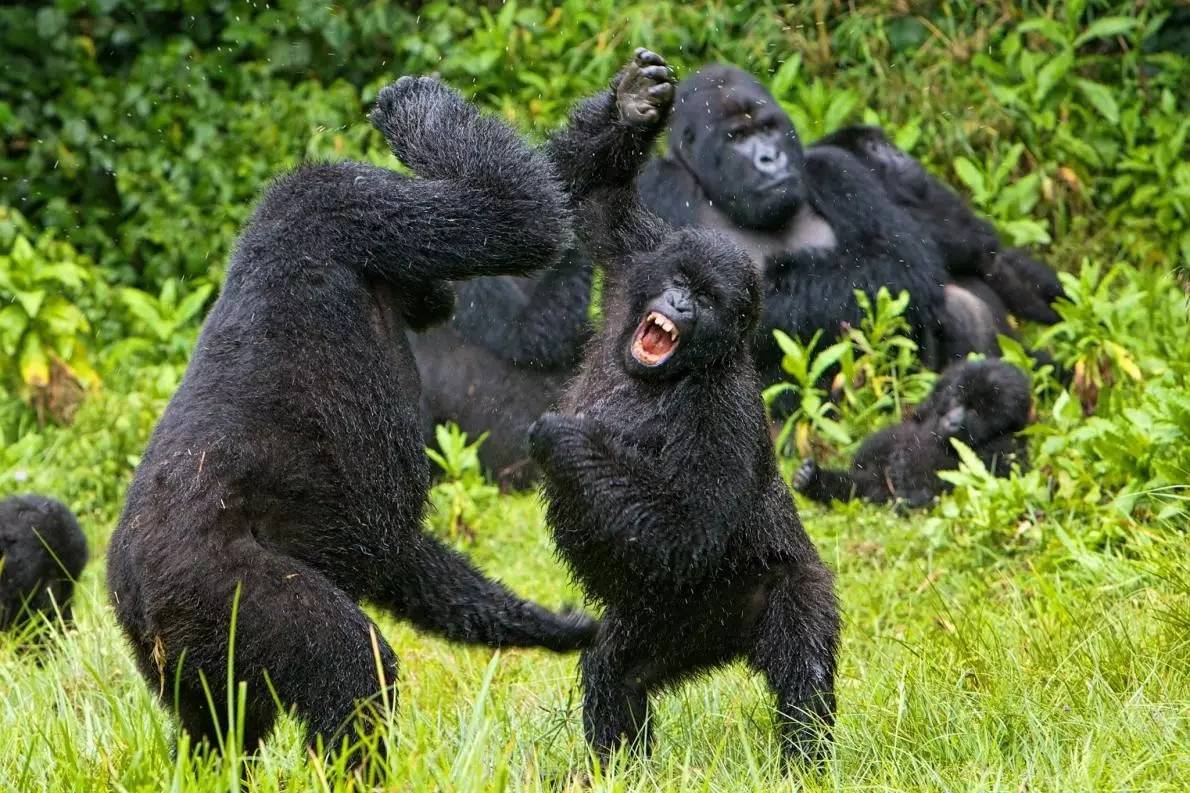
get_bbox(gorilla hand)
[616,48,675,128]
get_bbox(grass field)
[2,2,1187,790]
[2,491,1186,791]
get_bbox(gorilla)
[530,50,839,765]
[106,75,598,763]
[638,64,951,389]
[816,124,1066,327]
[793,359,1032,508]
[1,494,87,631]
[637,64,1047,392]
[410,248,593,489]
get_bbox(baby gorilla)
[794,360,1032,508]
[1,494,87,631]
[530,50,839,765]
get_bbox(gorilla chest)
[697,202,837,270]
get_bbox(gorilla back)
[106,76,595,762]
[0,494,87,631]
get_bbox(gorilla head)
[622,228,761,379]
[670,65,808,230]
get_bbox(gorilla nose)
[756,148,788,174]
[659,288,694,320]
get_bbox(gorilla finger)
[648,83,675,100]
[635,49,666,67]
[640,65,672,83]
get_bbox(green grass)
[2,493,1186,791]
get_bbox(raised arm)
[545,49,676,265]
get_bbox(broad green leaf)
[14,288,45,319]
[1073,17,1141,48]
[0,303,29,354]
[952,157,986,200]
[1034,50,1074,104]
[1075,79,1120,124]
[19,332,49,387]
[893,121,921,154]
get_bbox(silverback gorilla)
[637,65,1053,394]
[106,76,598,762]
[637,64,951,389]
[410,248,593,489]
[0,494,87,631]
[530,50,839,765]
[794,359,1032,507]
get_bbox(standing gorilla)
[816,125,1066,328]
[1,494,87,631]
[794,359,1032,507]
[531,50,839,765]
[106,76,597,762]
[410,248,594,489]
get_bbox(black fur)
[411,248,594,489]
[815,125,1066,325]
[530,50,839,765]
[793,360,1032,508]
[637,64,952,394]
[106,76,597,763]
[0,494,87,631]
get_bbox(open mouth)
[631,310,680,367]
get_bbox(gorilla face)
[817,125,928,197]
[671,65,808,231]
[621,230,760,379]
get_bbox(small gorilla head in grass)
[622,228,761,379]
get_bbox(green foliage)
[766,288,935,460]
[0,207,98,423]
[426,423,500,543]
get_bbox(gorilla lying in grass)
[0,494,87,632]
[530,49,839,766]
[816,125,1066,329]
[411,247,594,489]
[794,360,1032,508]
[107,75,598,763]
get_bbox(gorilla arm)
[451,250,595,369]
[545,49,673,268]
[313,76,571,284]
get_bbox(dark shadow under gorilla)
[0,494,87,631]
[530,50,839,766]
[106,76,598,763]
[815,125,1067,327]
[794,360,1032,508]
[410,248,593,489]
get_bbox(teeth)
[649,312,677,336]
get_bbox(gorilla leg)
[376,533,596,652]
[746,570,838,765]
[580,620,652,758]
[144,540,399,763]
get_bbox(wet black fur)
[530,54,839,765]
[815,125,1067,326]
[106,76,598,763]
[0,494,87,631]
[794,360,1032,508]
[411,248,594,489]
[637,65,952,390]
